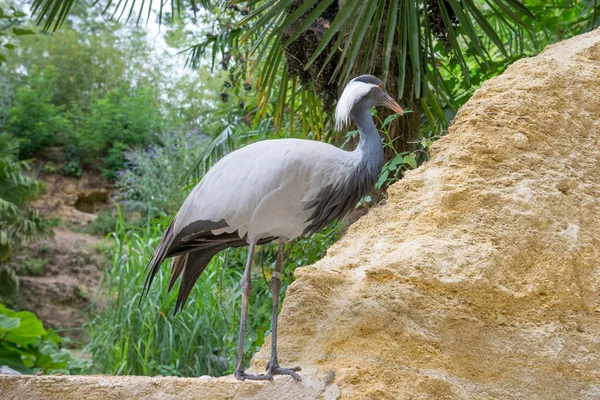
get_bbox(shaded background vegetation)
[0,0,598,376]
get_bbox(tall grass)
[86,211,338,377]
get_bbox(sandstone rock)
[3,28,600,400]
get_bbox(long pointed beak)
[383,94,404,116]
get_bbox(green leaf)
[390,153,404,167]
[338,0,380,83]
[376,169,389,188]
[0,314,20,332]
[404,153,417,169]
[1,307,47,347]
[382,113,401,128]
[0,343,31,373]
[12,28,35,36]
[406,0,421,98]
[381,0,399,84]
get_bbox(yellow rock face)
[251,28,600,399]
[3,27,600,400]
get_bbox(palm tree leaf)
[239,0,294,43]
[280,0,336,47]
[406,0,421,98]
[318,1,363,78]
[288,75,298,138]
[330,3,366,81]
[446,0,487,62]
[381,0,399,85]
[362,0,387,73]
[488,0,533,29]
[435,0,470,85]
[338,0,380,84]
[463,1,508,57]
[304,0,358,69]
[502,0,536,19]
[397,6,407,98]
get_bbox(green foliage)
[6,67,71,159]
[115,130,208,217]
[0,133,49,262]
[85,208,119,237]
[87,210,338,376]
[0,3,35,66]
[0,304,89,374]
[0,11,172,179]
[17,257,48,276]
[0,267,18,302]
[58,145,82,177]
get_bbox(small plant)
[114,130,207,218]
[60,145,82,177]
[0,304,90,374]
[0,267,19,305]
[370,109,438,189]
[76,286,88,301]
[47,216,61,227]
[0,133,50,262]
[43,161,56,173]
[18,257,48,277]
[85,208,118,236]
[101,142,127,181]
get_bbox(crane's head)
[335,75,403,131]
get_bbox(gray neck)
[351,105,384,184]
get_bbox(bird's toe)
[267,366,302,381]
[234,370,273,381]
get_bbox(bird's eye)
[378,83,383,89]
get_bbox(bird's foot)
[266,363,302,381]
[234,369,273,381]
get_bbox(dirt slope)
[3,27,600,400]
[8,164,110,343]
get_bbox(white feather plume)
[334,80,377,131]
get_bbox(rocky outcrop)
[3,28,600,400]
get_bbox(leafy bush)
[0,304,89,374]
[0,133,49,262]
[17,257,48,276]
[84,206,144,237]
[59,145,82,177]
[115,130,207,217]
[66,86,163,179]
[101,142,127,180]
[85,208,119,237]
[6,67,71,159]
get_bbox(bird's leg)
[266,240,302,381]
[234,242,271,381]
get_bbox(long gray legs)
[234,243,270,381]
[233,240,301,382]
[265,240,301,381]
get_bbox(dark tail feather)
[172,247,225,314]
[170,235,275,313]
[142,218,276,313]
[141,220,176,301]
[168,253,188,292]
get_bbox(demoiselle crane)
[143,75,404,381]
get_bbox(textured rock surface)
[3,28,600,400]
